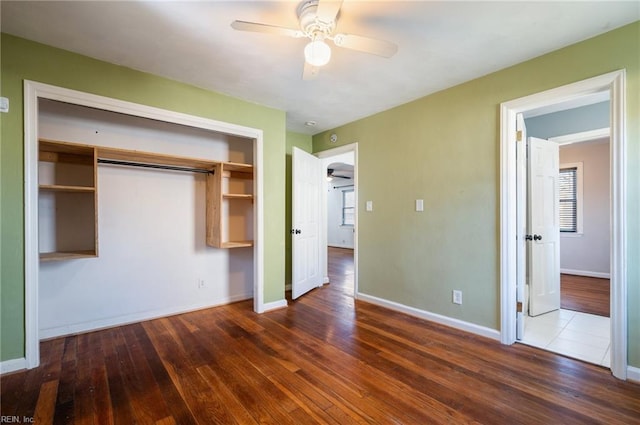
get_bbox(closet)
[37,99,255,339]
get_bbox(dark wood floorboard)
[561,273,610,317]
[2,247,638,424]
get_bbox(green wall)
[285,131,313,285]
[313,22,640,367]
[0,34,287,362]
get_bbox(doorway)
[324,153,355,297]
[499,70,627,380]
[518,117,612,366]
[318,144,358,299]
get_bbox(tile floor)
[519,309,610,367]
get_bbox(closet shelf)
[40,251,97,262]
[220,241,253,248]
[223,193,254,200]
[40,138,255,253]
[39,139,98,261]
[39,184,95,193]
[206,161,254,248]
[97,146,218,171]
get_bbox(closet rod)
[97,158,214,174]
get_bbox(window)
[559,162,583,233]
[342,189,355,226]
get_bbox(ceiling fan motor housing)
[298,0,336,40]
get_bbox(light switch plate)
[365,201,373,212]
[0,97,8,113]
[416,199,424,212]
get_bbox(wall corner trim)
[356,292,501,341]
[0,358,27,375]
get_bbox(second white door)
[292,147,323,299]
[527,137,561,316]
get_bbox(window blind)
[342,189,355,226]
[559,167,577,232]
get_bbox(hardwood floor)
[561,273,610,317]
[2,249,638,424]
[327,247,354,295]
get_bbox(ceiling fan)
[327,168,351,180]
[231,0,398,80]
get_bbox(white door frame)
[316,143,359,298]
[499,70,627,379]
[23,81,265,369]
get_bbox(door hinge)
[516,130,523,142]
[516,302,523,313]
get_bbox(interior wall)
[559,140,610,276]
[38,100,253,338]
[525,101,610,139]
[312,22,639,367]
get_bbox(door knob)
[525,235,533,241]
[533,234,542,241]
[291,229,301,234]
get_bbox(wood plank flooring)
[2,248,638,424]
[561,273,610,317]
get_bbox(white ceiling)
[2,1,638,135]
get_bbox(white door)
[292,147,323,299]
[527,137,561,316]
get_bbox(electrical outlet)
[198,279,205,289]
[452,290,462,305]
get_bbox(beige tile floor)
[519,308,610,367]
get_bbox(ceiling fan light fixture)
[304,39,331,67]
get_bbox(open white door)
[292,147,323,299]
[527,137,561,316]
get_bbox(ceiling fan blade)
[333,33,398,58]
[334,175,351,179]
[231,20,303,38]
[303,61,320,80]
[316,0,343,23]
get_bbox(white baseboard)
[356,292,500,341]
[627,365,640,383]
[0,357,27,375]
[39,293,253,340]
[261,299,288,312]
[560,269,610,279]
